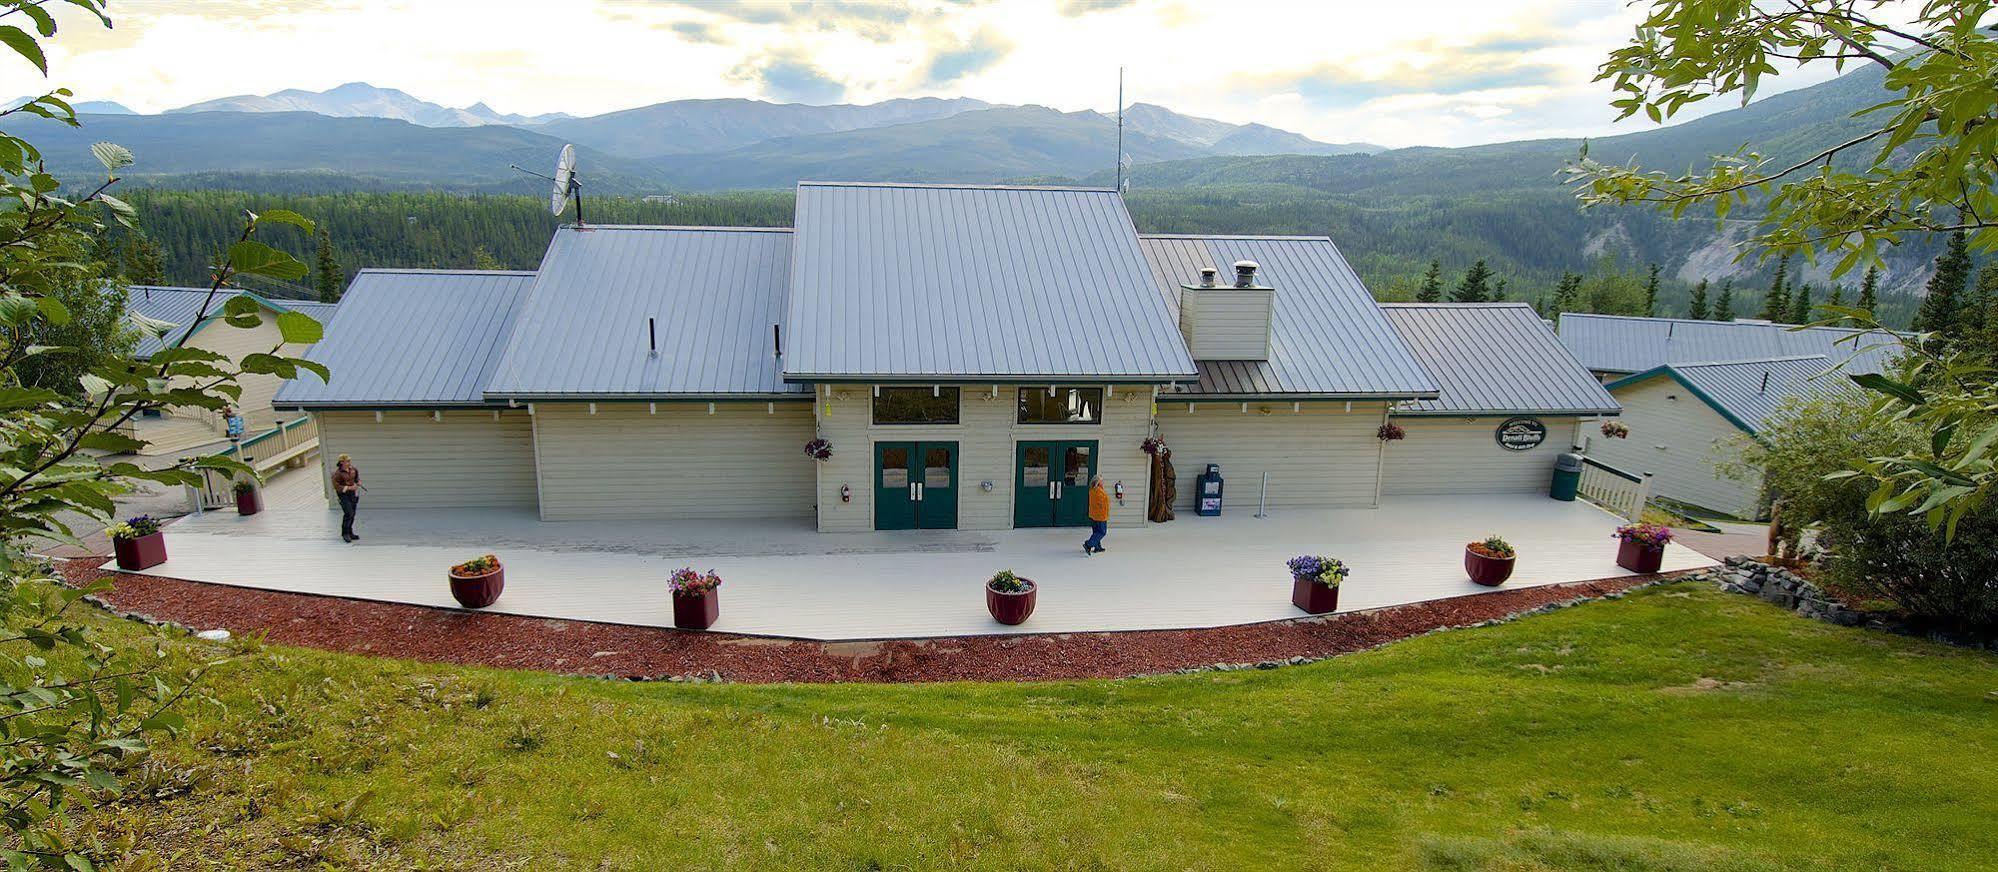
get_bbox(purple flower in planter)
[1286,554,1349,587]
[1613,523,1675,548]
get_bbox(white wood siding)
[1383,417,1578,496]
[185,311,311,431]
[533,402,817,521]
[1590,377,1765,517]
[1178,287,1274,360]
[1156,401,1386,511]
[315,410,537,509]
[812,386,1154,532]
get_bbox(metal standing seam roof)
[124,285,336,358]
[1136,235,1439,398]
[1556,313,1907,375]
[273,269,535,408]
[1379,303,1621,416]
[484,226,803,398]
[783,182,1199,382]
[1604,355,1850,434]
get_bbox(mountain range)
[17,69,1953,300]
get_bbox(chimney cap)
[1233,259,1261,288]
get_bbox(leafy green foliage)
[0,4,329,867]
[1569,0,1998,275]
[1737,391,1996,632]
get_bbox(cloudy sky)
[7,0,1847,148]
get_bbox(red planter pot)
[986,582,1037,625]
[112,532,166,571]
[448,567,504,609]
[1616,539,1665,574]
[1291,575,1340,614]
[235,487,262,516]
[1464,547,1516,587]
[673,590,720,630]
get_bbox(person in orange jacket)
[1084,474,1111,556]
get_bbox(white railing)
[1578,456,1653,521]
[188,416,320,510]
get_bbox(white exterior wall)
[812,385,1153,532]
[1382,416,1579,496]
[1155,401,1387,511]
[1589,377,1765,517]
[531,402,817,521]
[316,410,537,509]
[1178,287,1274,360]
[184,310,313,431]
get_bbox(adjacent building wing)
[1381,303,1620,416]
[1137,235,1438,399]
[484,226,801,398]
[125,286,336,359]
[784,182,1198,382]
[273,269,534,408]
[1556,313,1906,376]
[1604,355,1848,434]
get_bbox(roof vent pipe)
[1759,370,1769,393]
[1198,267,1218,288]
[773,323,783,358]
[648,317,657,357]
[1233,260,1260,288]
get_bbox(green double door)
[1014,440,1098,528]
[874,441,959,530]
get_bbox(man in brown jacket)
[331,454,362,542]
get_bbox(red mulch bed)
[55,558,1691,684]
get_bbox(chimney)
[1234,260,1260,288]
[1178,261,1275,361]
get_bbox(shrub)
[1612,523,1674,548]
[451,554,500,576]
[1285,555,1350,587]
[106,515,163,541]
[232,480,256,496]
[669,568,722,596]
[1741,392,1998,634]
[987,570,1032,593]
[1468,536,1515,559]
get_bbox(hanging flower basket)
[1141,435,1169,456]
[803,438,833,461]
[1600,420,1630,439]
[1377,422,1406,442]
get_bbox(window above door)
[873,387,960,425]
[1018,387,1102,424]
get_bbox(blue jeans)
[1084,520,1107,552]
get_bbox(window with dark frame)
[1018,387,1103,424]
[872,387,960,425]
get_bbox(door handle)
[913,482,922,501]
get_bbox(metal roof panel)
[1381,303,1621,415]
[784,182,1198,380]
[1556,313,1906,375]
[273,270,534,407]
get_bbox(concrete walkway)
[103,478,1714,641]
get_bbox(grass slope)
[75,584,1996,870]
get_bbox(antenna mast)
[1115,66,1125,194]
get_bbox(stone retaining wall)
[1700,556,1995,652]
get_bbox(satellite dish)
[550,143,579,220]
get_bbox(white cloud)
[0,0,1855,147]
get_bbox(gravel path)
[58,558,1690,684]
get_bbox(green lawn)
[72,583,1998,870]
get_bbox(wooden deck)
[105,477,1714,641]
